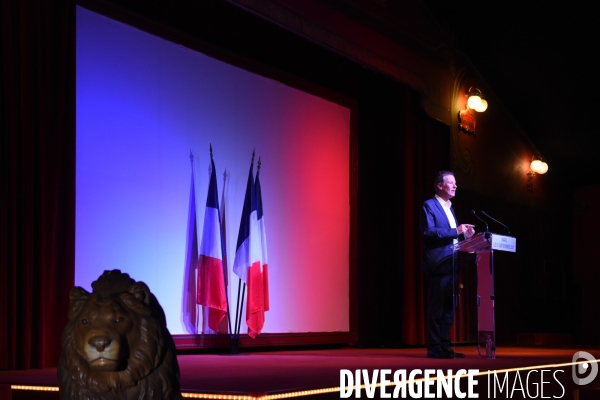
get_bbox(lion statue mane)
[58,270,182,400]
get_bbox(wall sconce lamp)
[459,87,488,134]
[527,156,548,191]
[466,87,488,112]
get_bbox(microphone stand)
[481,211,511,235]
[471,210,490,239]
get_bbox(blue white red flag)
[197,152,227,332]
[182,153,199,333]
[218,169,230,333]
[232,153,264,338]
[255,162,269,313]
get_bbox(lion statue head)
[58,270,182,399]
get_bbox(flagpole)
[232,278,243,354]
[221,168,233,337]
[234,280,241,336]
[237,282,246,334]
[190,150,201,334]
[237,282,246,337]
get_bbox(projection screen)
[76,6,351,336]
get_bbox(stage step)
[0,385,59,400]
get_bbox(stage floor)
[2,345,599,399]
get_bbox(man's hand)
[457,224,475,237]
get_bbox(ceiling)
[421,0,600,193]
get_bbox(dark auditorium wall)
[573,186,600,345]
[449,77,573,345]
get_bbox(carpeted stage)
[1,346,599,399]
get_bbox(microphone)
[481,211,511,235]
[471,210,489,237]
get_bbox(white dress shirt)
[435,194,458,244]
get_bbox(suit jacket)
[420,197,462,273]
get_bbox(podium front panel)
[476,251,495,358]
[452,231,510,358]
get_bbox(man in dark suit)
[421,171,475,358]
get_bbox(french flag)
[197,149,227,332]
[233,153,265,338]
[255,160,269,313]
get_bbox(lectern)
[453,232,516,358]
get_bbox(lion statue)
[58,270,182,399]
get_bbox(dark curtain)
[355,82,450,347]
[1,0,75,369]
[401,94,450,345]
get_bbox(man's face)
[437,174,457,201]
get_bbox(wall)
[229,0,566,212]
[572,186,600,344]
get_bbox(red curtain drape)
[401,93,450,345]
[1,0,75,369]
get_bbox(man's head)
[434,171,456,201]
